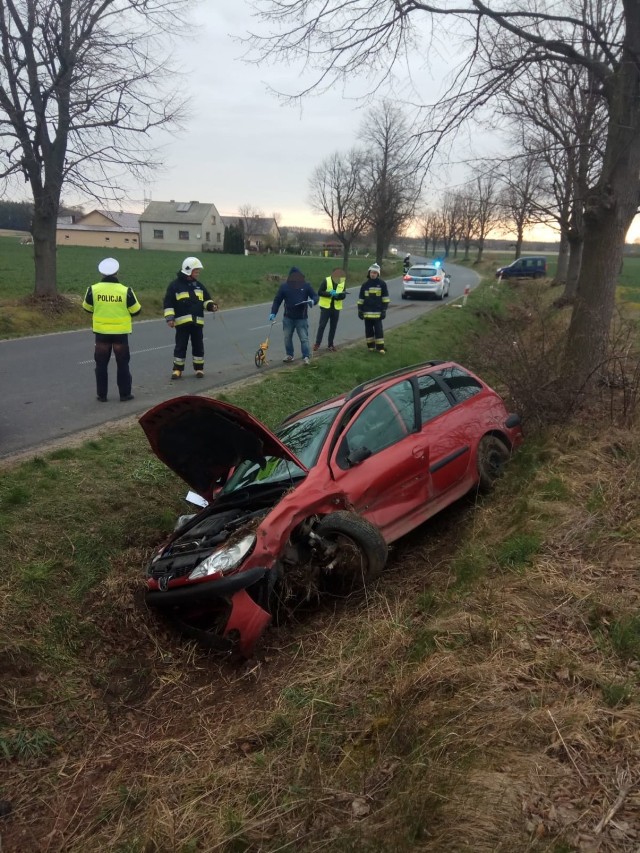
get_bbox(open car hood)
[139,395,308,499]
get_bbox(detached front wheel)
[477,435,510,491]
[315,511,388,594]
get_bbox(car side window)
[418,375,451,422]
[435,367,483,403]
[385,380,417,432]
[343,383,413,459]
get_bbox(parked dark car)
[140,361,523,656]
[496,257,547,279]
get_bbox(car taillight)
[403,275,411,281]
[430,276,441,282]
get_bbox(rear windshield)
[408,267,440,277]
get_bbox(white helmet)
[181,256,203,276]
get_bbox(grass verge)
[1,264,640,852]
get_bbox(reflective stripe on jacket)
[83,282,141,334]
[163,273,214,326]
[318,276,346,310]
[357,278,390,318]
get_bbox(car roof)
[279,360,450,425]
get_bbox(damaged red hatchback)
[140,361,523,656]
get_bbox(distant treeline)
[0,201,33,231]
[0,201,85,233]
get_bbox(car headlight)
[188,534,256,580]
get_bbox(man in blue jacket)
[269,267,318,365]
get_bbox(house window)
[132,237,138,242]
[124,238,130,243]
[211,215,216,224]
[217,232,221,242]
[154,229,164,239]
[179,230,189,240]
[65,235,69,239]
[105,237,110,241]
[206,232,211,243]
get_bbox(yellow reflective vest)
[318,276,346,310]
[83,282,142,334]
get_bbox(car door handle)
[412,447,425,460]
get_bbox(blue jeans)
[283,316,310,358]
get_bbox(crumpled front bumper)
[145,566,273,656]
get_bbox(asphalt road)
[0,262,479,459]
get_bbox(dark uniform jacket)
[163,273,215,326]
[271,267,318,320]
[357,275,390,319]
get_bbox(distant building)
[221,215,280,252]
[56,209,140,249]
[139,200,223,252]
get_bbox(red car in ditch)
[140,361,523,656]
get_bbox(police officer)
[164,257,218,379]
[313,267,347,352]
[83,257,141,402]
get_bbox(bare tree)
[471,172,502,263]
[0,0,187,299]
[272,211,283,251]
[499,153,545,260]
[494,49,608,299]
[418,209,441,256]
[309,149,369,270]
[359,102,422,265]
[455,194,478,261]
[438,192,466,258]
[238,205,265,250]
[248,0,640,381]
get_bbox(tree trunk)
[476,238,485,263]
[561,236,583,302]
[555,230,570,284]
[341,239,351,271]
[564,210,627,379]
[564,38,640,383]
[31,207,58,297]
[514,226,524,259]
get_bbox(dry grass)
[3,421,640,853]
[4,276,640,851]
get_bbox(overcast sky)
[120,0,476,230]
[70,0,640,242]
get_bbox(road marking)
[78,343,175,364]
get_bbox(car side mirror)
[347,446,372,466]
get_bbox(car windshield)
[221,406,341,493]
[409,267,440,278]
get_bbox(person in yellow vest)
[82,258,142,402]
[313,267,347,352]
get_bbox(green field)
[3,236,640,339]
[0,237,394,338]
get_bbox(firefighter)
[83,257,141,402]
[313,267,347,352]
[164,257,218,379]
[357,263,390,353]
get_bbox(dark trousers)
[94,333,131,399]
[173,323,205,371]
[315,307,340,347]
[364,318,385,350]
